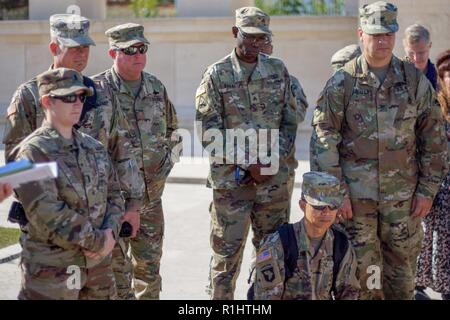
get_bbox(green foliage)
[130,0,160,17]
[255,0,345,16]
[0,227,20,249]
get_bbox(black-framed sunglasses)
[310,204,339,211]
[50,93,86,103]
[118,44,148,56]
[238,29,271,45]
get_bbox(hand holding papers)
[0,159,58,188]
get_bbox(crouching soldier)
[10,68,124,299]
[249,171,360,300]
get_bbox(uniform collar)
[230,49,268,83]
[110,66,155,98]
[298,218,334,257]
[357,54,405,88]
[41,120,79,151]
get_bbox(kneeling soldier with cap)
[10,68,124,300]
[250,171,360,300]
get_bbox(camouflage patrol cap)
[49,14,95,47]
[359,1,399,35]
[105,23,150,49]
[331,44,362,71]
[37,68,93,98]
[301,171,343,208]
[235,7,271,35]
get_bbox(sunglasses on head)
[118,44,148,56]
[50,93,86,103]
[310,204,338,211]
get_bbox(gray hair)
[404,24,431,45]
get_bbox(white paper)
[0,162,58,188]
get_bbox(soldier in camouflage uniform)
[10,68,123,299]
[330,44,361,72]
[252,171,360,300]
[93,23,179,300]
[260,40,309,216]
[3,14,142,300]
[310,1,448,299]
[195,7,298,299]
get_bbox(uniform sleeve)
[3,85,36,161]
[163,86,181,152]
[310,72,349,196]
[101,153,126,240]
[14,146,107,252]
[253,233,286,300]
[290,75,309,124]
[278,69,299,160]
[195,71,229,165]
[334,242,361,300]
[414,74,448,199]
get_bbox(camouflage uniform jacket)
[253,219,360,300]
[3,68,143,210]
[196,50,299,189]
[11,124,124,268]
[91,67,179,189]
[311,55,448,201]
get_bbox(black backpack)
[248,223,349,300]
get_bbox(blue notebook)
[0,159,33,178]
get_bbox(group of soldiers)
[5,16,178,300]
[3,0,448,300]
[196,1,447,301]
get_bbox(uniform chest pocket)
[393,85,417,133]
[86,151,108,195]
[55,158,85,207]
[345,90,375,134]
[136,95,166,134]
[221,87,249,126]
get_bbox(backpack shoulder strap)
[342,57,358,109]
[278,223,299,280]
[23,80,43,130]
[331,225,349,296]
[402,59,419,104]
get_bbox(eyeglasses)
[50,94,86,103]
[310,204,338,211]
[118,45,148,56]
[238,29,271,46]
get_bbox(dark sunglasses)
[310,204,338,211]
[50,93,86,103]
[118,45,148,56]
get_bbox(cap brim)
[303,194,342,208]
[239,26,272,35]
[50,85,94,97]
[57,35,96,47]
[361,24,399,35]
[113,37,150,49]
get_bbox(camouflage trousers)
[18,255,117,300]
[343,198,423,300]
[208,181,289,300]
[131,178,166,300]
[112,238,135,300]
